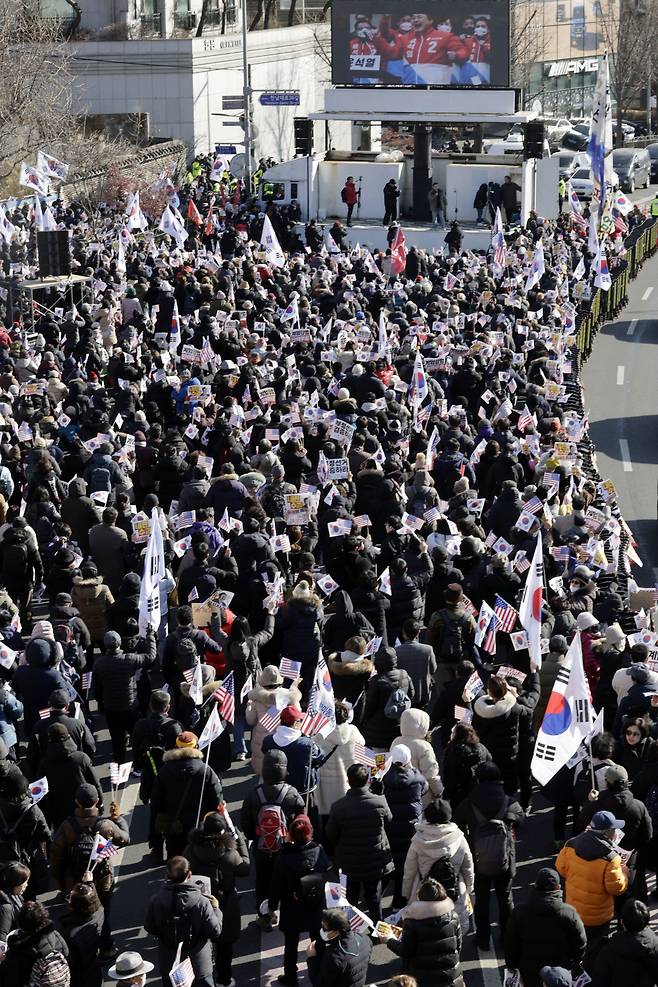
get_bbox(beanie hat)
[535,867,561,891]
[176,732,198,749]
[48,689,70,709]
[104,631,122,650]
[75,783,99,808]
[280,706,303,727]
[289,814,314,844]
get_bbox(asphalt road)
[583,246,658,579]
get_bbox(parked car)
[612,147,650,192]
[570,167,619,199]
[544,117,574,146]
[561,130,589,151]
[647,142,658,181]
[556,150,589,180]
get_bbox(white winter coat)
[315,721,365,815]
[245,682,302,776]
[402,820,474,933]
[391,708,443,799]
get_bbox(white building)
[40,0,346,160]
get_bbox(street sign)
[222,95,244,110]
[259,91,300,106]
[215,144,237,155]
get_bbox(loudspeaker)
[523,120,545,160]
[37,230,71,278]
[293,118,313,157]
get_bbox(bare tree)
[510,0,546,93]
[598,0,656,145]
[0,0,74,182]
[62,0,82,38]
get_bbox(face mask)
[438,22,451,31]
[399,20,412,31]
[319,928,332,941]
[474,26,488,37]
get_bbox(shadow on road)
[589,416,658,466]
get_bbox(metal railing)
[140,12,162,31]
[173,10,197,29]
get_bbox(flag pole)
[195,744,212,829]
[303,739,314,814]
[587,737,597,798]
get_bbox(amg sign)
[546,58,600,78]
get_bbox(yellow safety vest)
[651,198,658,216]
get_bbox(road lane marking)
[642,286,654,301]
[627,319,638,336]
[616,365,625,385]
[619,439,633,472]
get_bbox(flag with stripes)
[96,839,121,861]
[279,658,302,680]
[612,210,627,235]
[169,955,194,987]
[353,742,377,768]
[39,708,50,720]
[523,496,543,515]
[517,405,535,432]
[494,595,518,633]
[213,672,235,724]
[82,671,92,691]
[482,613,497,655]
[300,700,332,738]
[550,546,571,562]
[259,705,281,733]
[514,551,530,573]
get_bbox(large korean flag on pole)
[531,632,594,785]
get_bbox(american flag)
[494,595,518,633]
[353,743,376,768]
[96,839,120,861]
[182,666,196,684]
[200,338,215,365]
[169,956,194,987]
[514,552,530,573]
[462,595,479,619]
[300,704,332,738]
[82,671,92,691]
[612,210,627,235]
[523,496,543,515]
[279,658,302,680]
[424,506,441,523]
[38,708,50,720]
[517,405,534,431]
[259,705,281,733]
[213,672,235,724]
[550,546,571,562]
[482,613,497,655]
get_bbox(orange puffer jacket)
[556,830,627,927]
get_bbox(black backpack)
[427,852,458,901]
[3,541,29,579]
[0,805,35,866]
[158,886,195,947]
[67,818,110,882]
[340,187,348,203]
[436,610,467,662]
[471,804,511,876]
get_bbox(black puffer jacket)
[442,740,492,808]
[322,591,374,654]
[37,737,103,827]
[1,922,69,987]
[183,828,251,943]
[307,930,372,987]
[383,764,428,866]
[362,649,414,749]
[58,905,104,987]
[504,887,586,987]
[593,926,658,987]
[388,897,463,987]
[269,840,330,934]
[92,630,157,712]
[349,586,390,645]
[576,787,652,852]
[150,747,223,837]
[472,692,530,792]
[453,779,524,876]
[325,787,393,881]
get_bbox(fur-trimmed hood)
[404,897,456,920]
[180,678,221,699]
[247,683,301,706]
[473,691,516,720]
[327,653,374,677]
[162,747,204,762]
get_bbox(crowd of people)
[0,150,653,987]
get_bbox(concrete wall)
[446,163,523,222]
[318,161,404,221]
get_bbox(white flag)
[524,239,545,292]
[240,674,253,703]
[19,162,49,196]
[519,532,544,671]
[260,215,285,268]
[138,508,165,635]
[29,777,49,804]
[189,661,204,707]
[116,236,127,275]
[531,632,594,785]
[127,190,148,231]
[42,206,57,232]
[37,150,69,180]
[593,240,611,291]
[573,256,586,282]
[198,705,224,750]
[0,643,17,669]
[33,195,44,232]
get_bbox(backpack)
[297,870,326,908]
[28,951,70,987]
[157,886,195,948]
[471,804,511,876]
[645,784,658,827]
[384,686,411,720]
[255,785,289,855]
[341,187,348,203]
[409,487,435,519]
[90,466,111,493]
[67,818,110,882]
[3,541,29,579]
[0,805,35,866]
[427,852,458,900]
[436,610,467,663]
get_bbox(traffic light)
[523,120,545,160]
[294,118,313,156]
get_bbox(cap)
[289,814,314,844]
[75,783,99,808]
[605,764,629,786]
[590,809,625,832]
[280,705,303,727]
[108,952,154,980]
[539,967,573,987]
[176,731,198,749]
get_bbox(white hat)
[576,612,598,631]
[108,952,154,980]
[390,744,412,766]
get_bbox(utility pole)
[241,0,252,193]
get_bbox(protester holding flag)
[245,665,303,777]
[216,612,274,761]
[315,700,366,828]
[362,648,414,751]
[183,811,251,987]
[58,882,106,987]
[35,722,103,828]
[261,704,328,800]
[149,731,223,860]
[473,675,534,799]
[92,627,158,763]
